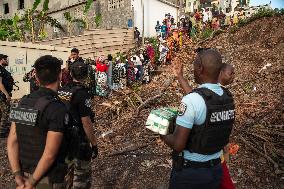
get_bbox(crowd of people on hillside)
[155,10,246,40]
[151,10,246,67]
[23,47,158,97]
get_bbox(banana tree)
[23,0,64,42]
[83,0,96,29]
[64,11,86,36]
[0,15,24,41]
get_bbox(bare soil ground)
[1,16,283,189]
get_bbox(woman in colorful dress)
[95,56,109,96]
[127,55,135,86]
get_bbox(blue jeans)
[169,164,223,189]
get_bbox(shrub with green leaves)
[229,25,239,34]
[201,28,214,40]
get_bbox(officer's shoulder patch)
[178,102,187,116]
[85,98,92,108]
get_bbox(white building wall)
[0,41,69,99]
[132,0,178,37]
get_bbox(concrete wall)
[0,41,70,99]
[133,0,178,37]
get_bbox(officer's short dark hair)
[71,48,79,54]
[0,54,8,60]
[34,55,62,86]
[71,61,88,81]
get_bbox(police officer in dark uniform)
[58,61,98,189]
[7,55,69,189]
[0,54,14,138]
[161,49,235,189]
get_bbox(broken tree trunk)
[136,77,174,114]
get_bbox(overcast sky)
[250,0,284,8]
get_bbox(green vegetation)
[64,11,87,36]
[94,13,102,28]
[200,28,214,40]
[238,8,284,27]
[0,0,63,42]
[0,0,97,42]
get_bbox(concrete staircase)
[35,28,135,58]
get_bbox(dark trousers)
[0,99,10,136]
[169,164,223,189]
[136,65,143,81]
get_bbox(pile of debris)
[0,16,283,189]
[92,15,284,188]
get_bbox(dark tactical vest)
[0,66,14,93]
[58,83,85,130]
[10,92,68,181]
[186,87,235,155]
[58,83,93,160]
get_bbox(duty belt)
[183,158,221,168]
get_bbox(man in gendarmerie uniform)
[7,55,69,189]
[161,49,235,189]
[0,54,14,138]
[58,61,98,189]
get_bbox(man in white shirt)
[131,52,144,81]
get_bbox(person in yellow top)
[224,15,230,27]
[233,13,239,25]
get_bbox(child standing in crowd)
[155,21,161,37]
[219,63,235,87]
[218,63,235,189]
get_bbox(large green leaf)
[84,0,95,15]
[0,30,9,36]
[32,0,42,13]
[43,0,49,11]
[46,16,65,32]
[63,12,72,22]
